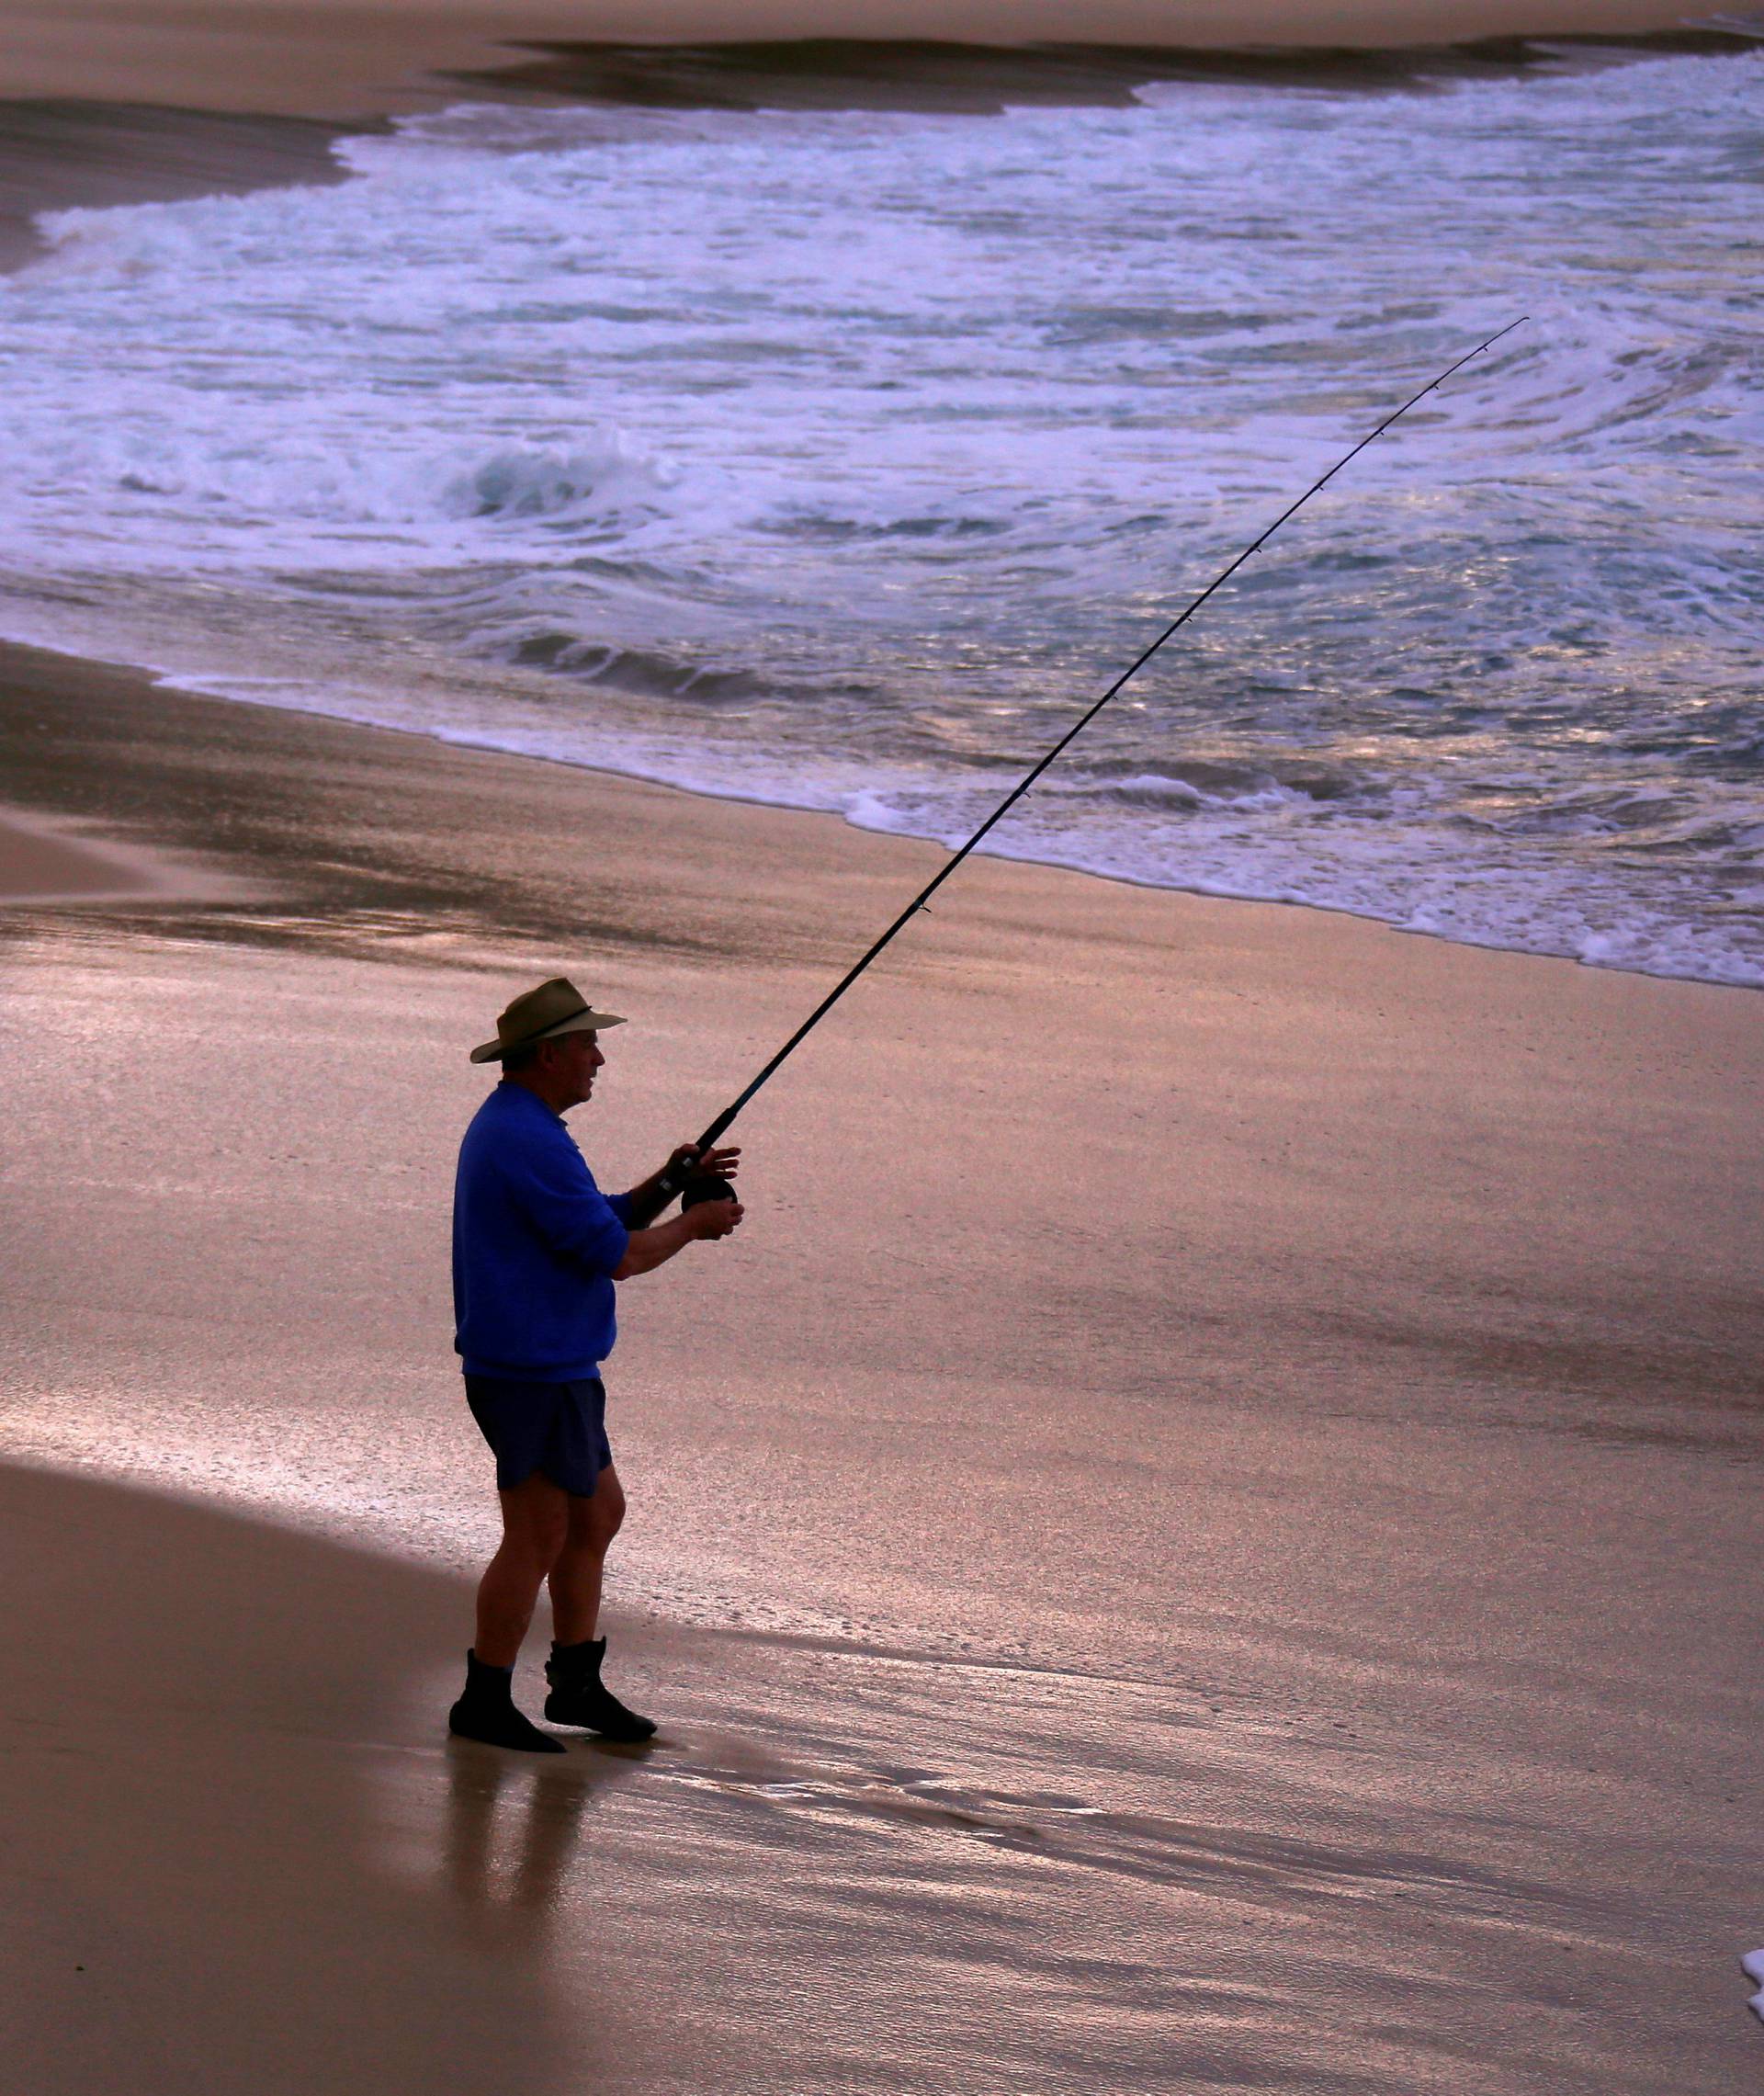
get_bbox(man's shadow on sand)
[443,1736,652,1931]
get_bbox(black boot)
[544,1637,657,1742]
[448,1649,565,1753]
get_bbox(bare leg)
[539,1467,653,1741]
[548,1465,627,1647]
[474,1473,570,1668]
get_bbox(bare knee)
[570,1469,626,1553]
[497,1479,570,1574]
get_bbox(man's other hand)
[684,1197,744,1240]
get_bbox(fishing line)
[668,319,1528,1207]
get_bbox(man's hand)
[684,1195,743,1241]
[666,1141,741,1186]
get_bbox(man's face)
[551,1028,605,1109]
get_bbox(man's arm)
[612,1194,743,1279]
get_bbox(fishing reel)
[681,1171,737,1212]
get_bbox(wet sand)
[2,640,1760,2090]
[0,798,249,903]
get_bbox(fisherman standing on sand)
[448,976,742,1752]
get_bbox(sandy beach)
[3,637,1760,2090]
[2,3,1761,2086]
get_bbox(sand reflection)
[443,1739,648,1932]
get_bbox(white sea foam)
[0,50,1758,983]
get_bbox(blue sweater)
[452,1082,634,1381]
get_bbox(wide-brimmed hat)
[469,976,627,1064]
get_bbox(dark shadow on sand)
[0,1460,634,2095]
[0,640,778,968]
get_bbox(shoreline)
[0,100,377,272]
[3,44,1757,990]
[3,632,1757,1001]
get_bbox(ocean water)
[1,44,1760,983]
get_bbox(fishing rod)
[666,318,1527,1210]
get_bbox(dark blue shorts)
[464,1375,612,1497]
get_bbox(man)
[448,975,742,1752]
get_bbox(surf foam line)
[0,599,1749,993]
[676,323,1528,1176]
